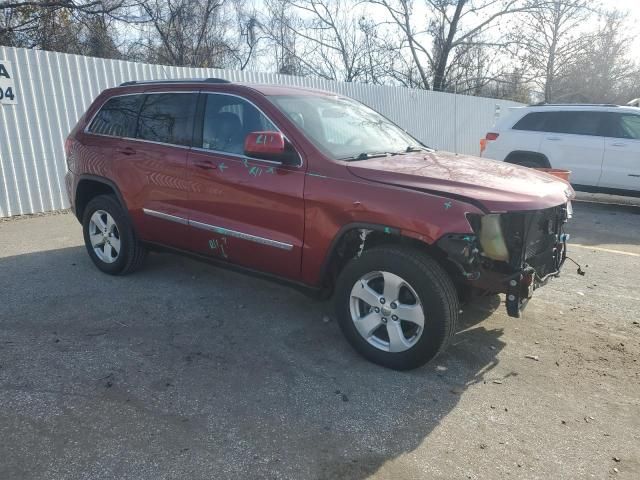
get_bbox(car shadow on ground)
[0,246,507,479]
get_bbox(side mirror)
[244,131,286,161]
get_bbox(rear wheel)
[82,195,146,275]
[334,246,459,370]
[506,153,547,169]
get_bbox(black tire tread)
[335,245,459,369]
[82,194,146,275]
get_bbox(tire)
[82,194,146,275]
[334,246,459,370]
[506,153,546,169]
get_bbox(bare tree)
[281,0,375,82]
[551,9,638,103]
[369,0,530,91]
[0,0,137,48]
[137,0,262,69]
[515,0,597,102]
[262,0,302,75]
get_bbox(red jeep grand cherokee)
[65,78,574,370]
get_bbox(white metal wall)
[0,46,522,217]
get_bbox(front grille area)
[501,205,568,279]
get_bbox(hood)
[347,151,574,212]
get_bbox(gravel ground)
[0,202,638,480]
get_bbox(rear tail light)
[480,132,499,155]
[65,137,75,170]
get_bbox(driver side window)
[201,94,277,155]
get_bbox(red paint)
[244,131,286,156]
[65,82,574,288]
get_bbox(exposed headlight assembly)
[467,214,510,262]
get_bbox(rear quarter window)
[88,95,143,137]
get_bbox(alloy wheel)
[88,210,121,264]
[349,271,425,352]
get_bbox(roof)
[509,104,640,114]
[117,78,338,97]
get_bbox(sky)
[602,0,640,56]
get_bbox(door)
[186,92,306,280]
[599,112,640,191]
[537,111,605,187]
[124,91,198,249]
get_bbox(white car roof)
[508,104,640,114]
[495,104,640,129]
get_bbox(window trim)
[512,110,607,137]
[196,92,303,168]
[84,90,304,167]
[84,91,198,149]
[605,112,640,140]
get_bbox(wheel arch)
[75,175,129,222]
[504,150,551,168]
[318,223,458,296]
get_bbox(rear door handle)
[117,147,136,156]
[194,160,217,170]
[546,136,561,141]
[611,142,626,147]
[629,174,640,178]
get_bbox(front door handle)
[194,160,217,170]
[629,174,640,178]
[546,136,561,141]
[611,142,627,147]
[117,147,136,156]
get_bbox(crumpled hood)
[347,150,574,212]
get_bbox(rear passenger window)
[513,111,603,136]
[88,95,143,137]
[137,93,197,146]
[544,111,602,136]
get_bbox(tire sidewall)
[335,249,454,370]
[82,195,134,275]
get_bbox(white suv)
[481,104,640,196]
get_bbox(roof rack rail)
[119,77,231,87]
[527,102,620,107]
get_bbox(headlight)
[468,214,509,262]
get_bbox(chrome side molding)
[142,208,293,251]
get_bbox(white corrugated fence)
[0,46,522,217]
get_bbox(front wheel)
[334,246,459,370]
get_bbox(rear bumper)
[64,170,76,216]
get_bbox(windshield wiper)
[404,145,427,153]
[341,146,430,161]
[340,151,393,161]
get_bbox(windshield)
[268,94,427,160]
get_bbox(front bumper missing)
[438,204,571,318]
[505,234,568,318]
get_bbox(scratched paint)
[249,166,263,177]
[218,162,228,172]
[208,237,228,258]
[444,201,452,210]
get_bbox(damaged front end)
[438,203,572,318]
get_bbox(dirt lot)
[0,200,639,480]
